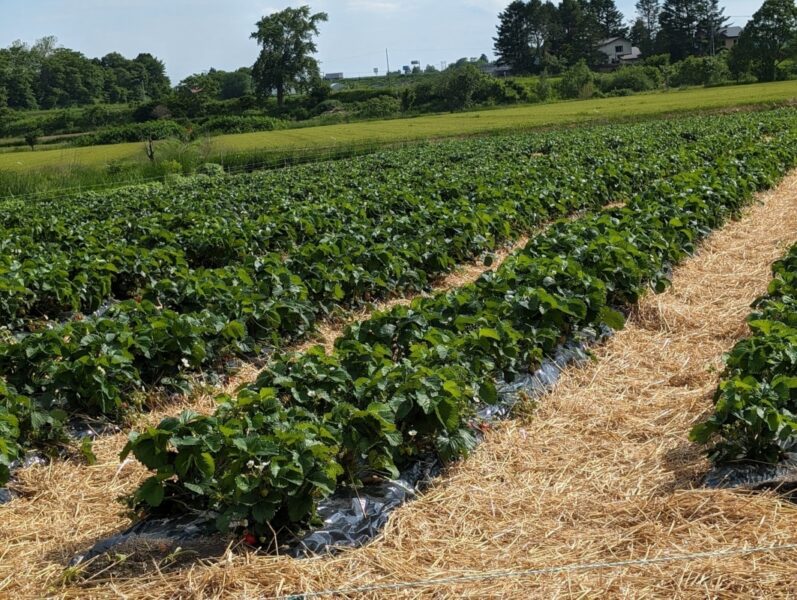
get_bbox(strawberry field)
[692,240,797,464]
[2,109,797,551]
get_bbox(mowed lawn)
[2,80,797,173]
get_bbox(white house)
[597,37,641,65]
[719,26,743,50]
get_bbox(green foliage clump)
[350,96,401,118]
[692,243,797,463]
[196,163,225,177]
[598,66,660,93]
[557,60,595,99]
[195,115,285,135]
[72,121,186,147]
[670,55,731,87]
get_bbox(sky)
[0,0,761,83]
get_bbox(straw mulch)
[3,177,797,598]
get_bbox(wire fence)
[0,137,434,204]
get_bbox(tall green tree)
[251,5,328,106]
[637,0,661,34]
[557,0,602,65]
[170,72,221,118]
[133,53,171,101]
[37,49,104,108]
[731,0,797,81]
[494,1,534,72]
[657,0,702,60]
[695,0,729,55]
[219,69,254,99]
[494,0,560,73]
[634,0,661,54]
[589,0,627,38]
[0,38,169,108]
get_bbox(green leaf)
[252,502,277,524]
[80,437,97,466]
[478,328,501,341]
[136,476,165,507]
[599,306,626,330]
[184,482,206,495]
[197,452,216,478]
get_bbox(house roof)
[719,26,743,38]
[598,37,628,47]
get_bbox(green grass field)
[1,80,796,187]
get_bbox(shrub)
[776,59,797,81]
[475,79,528,105]
[401,80,439,111]
[558,61,595,99]
[671,55,731,87]
[599,66,659,93]
[436,64,488,110]
[133,102,172,123]
[331,88,396,104]
[196,163,225,176]
[314,99,345,115]
[72,121,186,146]
[536,72,553,101]
[195,115,285,135]
[353,96,401,118]
[159,159,183,176]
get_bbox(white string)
[271,542,797,599]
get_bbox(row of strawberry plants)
[690,242,797,463]
[0,114,767,454]
[0,134,633,326]
[0,114,781,331]
[120,123,797,538]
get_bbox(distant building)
[619,47,642,64]
[481,63,512,77]
[597,37,642,65]
[324,72,344,81]
[719,26,743,50]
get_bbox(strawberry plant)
[124,110,797,536]
[692,243,797,463]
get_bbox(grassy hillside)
[1,80,796,194]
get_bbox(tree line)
[2,1,795,116]
[0,37,171,110]
[494,0,797,81]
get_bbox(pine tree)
[695,0,729,55]
[589,0,627,39]
[636,0,661,34]
[494,1,536,73]
[634,0,661,55]
[558,0,602,65]
[658,0,702,60]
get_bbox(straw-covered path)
[5,174,797,598]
